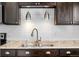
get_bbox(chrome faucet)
[31,28,41,47]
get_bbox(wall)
[0,8,79,40]
[0,4,2,23]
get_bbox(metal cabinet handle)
[46,51,51,54]
[5,51,10,55]
[66,51,71,54]
[25,51,30,55]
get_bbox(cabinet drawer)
[38,49,59,57]
[17,49,39,57]
[60,49,79,57]
[17,49,33,57]
[1,49,16,57]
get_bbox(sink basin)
[20,40,59,47]
[21,43,54,47]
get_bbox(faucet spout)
[31,28,38,40]
[31,28,40,47]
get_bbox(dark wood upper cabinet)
[55,2,79,25]
[2,2,79,25]
[0,3,2,24]
[3,2,20,25]
[55,2,73,25]
[73,3,79,25]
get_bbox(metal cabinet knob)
[16,22,18,23]
[38,3,40,5]
[66,51,71,54]
[35,3,38,5]
[5,51,10,55]
[46,51,51,54]
[35,3,40,5]
[25,51,30,55]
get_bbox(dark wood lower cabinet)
[0,49,59,57]
[1,49,79,57]
[60,49,79,57]
[1,49,16,57]
[17,49,38,57]
[38,49,59,57]
[16,49,59,57]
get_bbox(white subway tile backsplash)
[0,8,79,40]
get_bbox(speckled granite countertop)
[0,40,79,49]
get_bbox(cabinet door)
[3,2,19,25]
[73,3,79,25]
[55,2,73,25]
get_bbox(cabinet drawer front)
[17,49,40,57]
[38,49,59,57]
[1,49,16,57]
[60,49,79,57]
[17,49,33,57]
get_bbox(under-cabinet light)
[26,11,31,20]
[44,10,50,20]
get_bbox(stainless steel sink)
[21,43,54,47]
